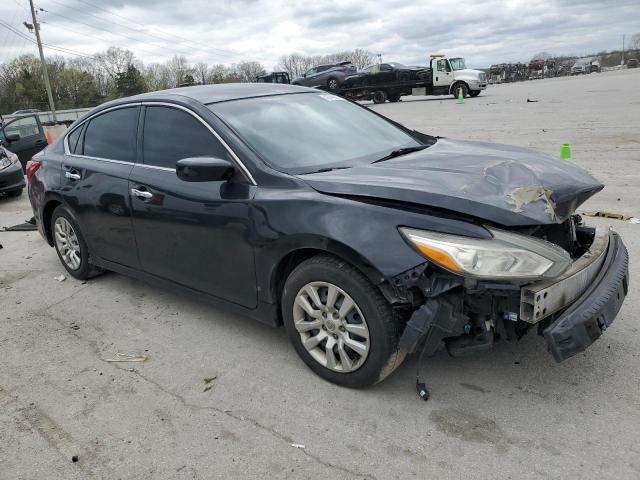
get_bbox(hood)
[454,68,484,78]
[299,138,603,226]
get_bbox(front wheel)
[469,90,481,97]
[327,77,339,91]
[452,83,468,98]
[282,255,406,388]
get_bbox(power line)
[43,0,244,62]
[64,0,243,59]
[0,20,94,58]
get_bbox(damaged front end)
[386,216,629,362]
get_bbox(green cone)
[457,87,464,104]
[560,143,572,159]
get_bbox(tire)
[51,205,104,280]
[372,90,387,104]
[281,254,406,388]
[327,77,339,91]
[7,188,23,197]
[387,93,401,102]
[469,90,481,97]
[451,83,468,98]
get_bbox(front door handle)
[65,171,81,181]
[131,188,153,199]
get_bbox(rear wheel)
[282,255,406,387]
[372,90,387,104]
[51,205,103,280]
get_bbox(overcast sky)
[1,0,638,69]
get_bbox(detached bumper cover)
[543,232,629,362]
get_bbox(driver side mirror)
[176,157,235,182]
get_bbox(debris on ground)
[105,353,148,363]
[2,217,37,231]
[203,376,217,392]
[54,274,67,282]
[71,455,78,463]
[291,444,305,449]
[70,323,80,330]
[527,98,538,102]
[580,210,639,223]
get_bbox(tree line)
[0,47,375,114]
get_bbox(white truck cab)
[429,54,488,97]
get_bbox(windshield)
[208,93,421,174]
[449,58,466,70]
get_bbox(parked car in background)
[0,113,49,170]
[28,84,629,389]
[571,64,586,75]
[0,145,25,197]
[627,59,638,69]
[292,61,356,90]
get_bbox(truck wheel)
[372,90,387,104]
[281,254,406,387]
[469,90,481,97]
[452,83,468,99]
[327,77,339,91]
[387,93,401,102]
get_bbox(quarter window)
[67,126,83,154]
[83,107,138,162]
[142,106,227,169]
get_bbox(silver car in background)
[292,61,356,90]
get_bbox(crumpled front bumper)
[543,231,629,362]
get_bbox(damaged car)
[27,84,629,388]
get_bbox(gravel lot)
[1,68,639,479]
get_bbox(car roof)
[126,83,316,105]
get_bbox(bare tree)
[631,33,640,50]
[278,53,314,78]
[193,62,209,85]
[165,55,191,87]
[95,47,135,81]
[235,61,266,82]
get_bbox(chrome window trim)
[63,101,257,185]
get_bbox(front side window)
[305,68,317,76]
[83,107,138,162]
[4,115,39,139]
[209,93,421,174]
[449,58,466,70]
[142,106,228,169]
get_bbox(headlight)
[0,153,18,170]
[399,227,571,280]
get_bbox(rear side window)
[142,106,227,169]
[83,107,138,162]
[67,126,82,154]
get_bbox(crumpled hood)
[299,138,604,226]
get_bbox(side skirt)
[91,257,280,327]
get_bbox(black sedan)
[27,84,629,389]
[0,146,25,197]
[343,62,428,89]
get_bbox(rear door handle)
[65,171,81,181]
[131,188,153,199]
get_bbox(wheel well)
[42,199,62,246]
[450,81,468,94]
[272,248,378,324]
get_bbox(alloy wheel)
[293,281,370,373]
[54,217,82,270]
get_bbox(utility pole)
[28,0,57,121]
[621,34,625,66]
